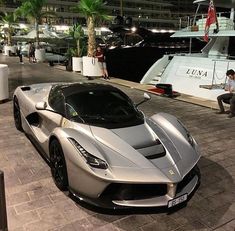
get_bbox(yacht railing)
[205,59,235,88]
[165,53,235,88]
[171,52,235,60]
[178,12,233,31]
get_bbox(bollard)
[0,171,8,231]
[0,64,9,102]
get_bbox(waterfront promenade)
[0,54,235,231]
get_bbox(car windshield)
[65,89,144,128]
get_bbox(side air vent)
[21,86,31,91]
[26,112,40,126]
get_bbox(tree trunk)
[35,21,39,47]
[87,16,96,57]
[7,31,11,46]
[77,39,80,57]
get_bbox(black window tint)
[65,89,144,128]
[48,87,65,115]
[66,90,132,116]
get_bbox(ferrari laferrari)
[13,82,201,208]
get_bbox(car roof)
[54,82,119,97]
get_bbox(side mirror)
[144,93,151,100]
[136,93,151,107]
[35,101,47,110]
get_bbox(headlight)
[187,132,195,147]
[177,120,195,148]
[68,138,108,169]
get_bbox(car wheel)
[13,97,23,131]
[49,139,68,191]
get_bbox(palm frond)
[72,0,110,56]
[16,0,47,21]
[1,12,15,24]
[73,0,110,21]
[16,0,49,44]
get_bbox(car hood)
[90,122,199,180]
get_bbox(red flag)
[204,0,218,42]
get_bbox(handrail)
[178,11,232,29]
[0,170,8,231]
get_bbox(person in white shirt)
[216,69,235,118]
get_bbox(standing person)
[28,42,36,63]
[95,46,109,79]
[216,69,235,118]
[31,42,36,63]
[16,43,23,64]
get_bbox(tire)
[13,97,23,131]
[49,139,68,191]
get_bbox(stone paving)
[0,54,235,231]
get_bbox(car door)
[35,90,66,152]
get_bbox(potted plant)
[72,0,110,77]
[16,0,56,62]
[69,23,86,72]
[64,48,74,71]
[1,12,18,56]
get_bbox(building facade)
[1,0,198,29]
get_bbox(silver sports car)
[13,82,201,209]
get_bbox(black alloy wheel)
[13,97,23,131]
[49,139,68,191]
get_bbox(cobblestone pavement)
[0,54,235,231]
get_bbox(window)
[65,89,144,128]
[48,86,65,115]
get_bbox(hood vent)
[146,151,166,159]
[137,139,166,159]
[21,86,31,91]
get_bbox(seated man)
[216,69,235,118]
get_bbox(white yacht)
[141,0,235,101]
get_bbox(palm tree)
[1,12,17,45]
[72,0,110,57]
[16,0,56,46]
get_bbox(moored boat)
[141,0,235,101]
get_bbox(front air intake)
[101,183,167,201]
